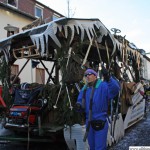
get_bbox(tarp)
[13,85,43,104]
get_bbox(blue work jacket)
[77,77,120,120]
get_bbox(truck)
[0,17,149,149]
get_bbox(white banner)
[129,146,150,150]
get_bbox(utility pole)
[67,0,70,18]
[67,0,75,18]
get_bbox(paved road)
[0,141,68,150]
[0,112,150,150]
[108,112,150,150]
[0,129,68,150]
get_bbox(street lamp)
[4,24,19,37]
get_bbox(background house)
[0,0,64,38]
[0,0,64,84]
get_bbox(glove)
[101,65,110,82]
[75,103,82,112]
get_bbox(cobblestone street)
[108,112,150,150]
[0,112,150,150]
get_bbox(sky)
[37,0,150,54]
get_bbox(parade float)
[0,17,149,149]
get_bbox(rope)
[66,85,73,110]
[53,84,62,109]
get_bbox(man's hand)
[101,64,110,82]
[75,103,82,112]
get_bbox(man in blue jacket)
[76,68,120,150]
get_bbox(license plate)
[10,112,21,116]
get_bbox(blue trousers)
[87,121,108,150]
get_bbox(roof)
[0,17,149,64]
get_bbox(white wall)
[0,8,32,39]
[14,59,55,84]
[0,8,53,84]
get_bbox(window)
[36,68,45,84]
[35,6,43,18]
[11,64,20,84]
[53,15,59,21]
[11,64,19,76]
[7,0,17,8]
[52,14,60,21]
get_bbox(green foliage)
[0,58,8,83]
[0,57,11,106]
[42,83,83,126]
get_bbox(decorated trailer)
[0,17,149,149]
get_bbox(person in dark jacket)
[76,67,120,150]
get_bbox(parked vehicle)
[5,83,47,131]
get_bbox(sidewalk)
[108,112,150,150]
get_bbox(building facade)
[0,0,64,39]
[0,0,64,84]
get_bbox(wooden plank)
[13,45,40,59]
